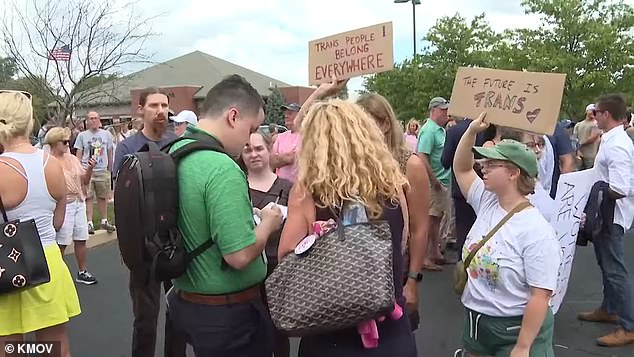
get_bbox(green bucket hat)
[472,139,538,178]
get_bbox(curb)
[63,230,118,255]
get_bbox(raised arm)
[454,112,489,199]
[293,77,349,130]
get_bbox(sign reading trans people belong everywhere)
[308,22,394,85]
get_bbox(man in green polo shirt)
[417,96,452,270]
[167,74,282,357]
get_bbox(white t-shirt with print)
[461,177,561,317]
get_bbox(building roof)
[76,51,291,106]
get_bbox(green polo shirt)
[417,118,451,187]
[169,126,266,294]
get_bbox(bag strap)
[0,193,8,223]
[463,201,532,269]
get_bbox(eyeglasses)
[481,161,508,170]
[523,142,543,149]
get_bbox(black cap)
[281,103,301,112]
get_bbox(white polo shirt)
[594,125,634,230]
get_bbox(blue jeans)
[593,224,634,331]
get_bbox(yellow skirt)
[0,244,81,335]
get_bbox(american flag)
[48,45,72,61]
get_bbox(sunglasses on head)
[0,89,32,101]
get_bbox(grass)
[91,202,115,228]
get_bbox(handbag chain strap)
[0,193,8,223]
[463,201,532,270]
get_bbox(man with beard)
[112,87,183,357]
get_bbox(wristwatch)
[407,271,423,282]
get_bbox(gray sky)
[3,0,633,99]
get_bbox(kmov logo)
[5,341,59,355]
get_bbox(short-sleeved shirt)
[462,177,561,317]
[417,119,451,186]
[73,129,113,171]
[574,119,600,160]
[113,131,177,178]
[169,126,266,294]
[272,131,301,182]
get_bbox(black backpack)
[114,134,226,281]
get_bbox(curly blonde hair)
[297,99,407,219]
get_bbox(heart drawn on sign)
[526,108,541,123]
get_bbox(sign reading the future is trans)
[448,67,566,136]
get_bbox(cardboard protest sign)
[549,169,596,314]
[448,67,566,135]
[308,22,394,85]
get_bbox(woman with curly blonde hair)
[278,99,416,357]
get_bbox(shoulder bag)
[453,201,531,295]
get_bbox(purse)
[453,201,531,295]
[0,194,51,294]
[265,209,395,336]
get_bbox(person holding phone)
[74,111,115,234]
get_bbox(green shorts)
[462,308,555,357]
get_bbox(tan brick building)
[75,51,313,125]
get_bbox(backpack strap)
[162,133,229,262]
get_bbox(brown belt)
[179,285,261,306]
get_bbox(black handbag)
[0,194,51,294]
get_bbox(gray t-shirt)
[74,129,114,171]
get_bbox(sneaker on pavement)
[88,223,95,235]
[76,271,98,285]
[101,221,115,233]
[578,309,619,324]
[597,327,634,347]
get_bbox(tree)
[504,0,634,120]
[364,14,501,123]
[265,87,285,126]
[0,57,17,83]
[2,0,155,125]
[363,1,634,123]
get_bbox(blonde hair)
[0,91,34,144]
[356,93,410,160]
[44,127,71,145]
[298,99,408,219]
[406,118,420,136]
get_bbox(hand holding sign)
[315,75,350,98]
[467,112,490,134]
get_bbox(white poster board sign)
[549,169,597,313]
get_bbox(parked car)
[259,124,288,136]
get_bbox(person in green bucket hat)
[452,112,561,357]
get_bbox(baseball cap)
[171,110,198,126]
[281,103,301,112]
[472,139,538,178]
[561,119,575,129]
[586,104,595,112]
[429,97,450,110]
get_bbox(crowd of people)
[0,72,633,357]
